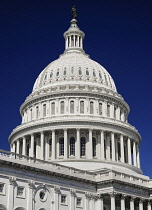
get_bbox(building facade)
[0,8,152,210]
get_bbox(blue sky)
[0,1,152,177]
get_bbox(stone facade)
[0,8,152,210]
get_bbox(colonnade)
[96,193,152,210]
[11,128,140,168]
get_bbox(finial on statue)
[72,5,77,19]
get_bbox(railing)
[0,149,148,186]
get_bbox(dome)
[33,18,116,93]
[33,51,116,92]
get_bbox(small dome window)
[99,72,102,79]
[104,74,107,81]
[93,71,96,77]
[50,72,53,78]
[56,69,59,76]
[79,67,82,75]
[63,68,66,76]
[44,74,47,80]
[86,68,89,76]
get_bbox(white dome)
[33,51,116,92]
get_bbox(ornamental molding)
[9,119,140,143]
[9,176,16,185]
[54,185,60,194]
[28,180,35,189]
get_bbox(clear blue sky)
[0,1,152,177]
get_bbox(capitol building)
[0,7,152,210]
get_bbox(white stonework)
[0,8,152,210]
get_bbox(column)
[120,134,124,162]
[133,141,137,167]
[27,181,34,210]
[100,130,105,160]
[70,189,75,210]
[127,137,132,164]
[22,136,26,156]
[85,193,89,210]
[110,103,114,118]
[102,101,107,117]
[30,134,34,158]
[116,106,120,120]
[115,137,118,161]
[106,134,110,160]
[121,195,125,210]
[40,132,44,160]
[52,130,55,160]
[130,197,135,210]
[139,199,143,210]
[45,135,49,161]
[97,195,104,210]
[110,193,115,210]
[16,139,19,154]
[12,142,15,153]
[88,129,93,159]
[137,144,141,168]
[54,186,60,210]
[148,201,152,210]
[73,35,76,47]
[111,132,115,161]
[64,129,68,159]
[36,136,40,159]
[7,177,15,210]
[76,128,80,159]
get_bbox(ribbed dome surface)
[33,51,117,92]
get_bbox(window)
[70,101,74,113]
[79,67,82,75]
[99,72,102,79]
[56,70,59,76]
[90,102,94,114]
[50,72,53,78]
[36,106,39,119]
[60,101,64,114]
[44,74,47,80]
[59,138,64,156]
[71,67,74,75]
[76,197,82,207]
[93,138,96,157]
[70,137,75,156]
[86,68,89,76]
[99,103,102,115]
[93,71,96,77]
[43,104,46,117]
[107,104,110,117]
[0,183,4,194]
[17,186,24,197]
[114,106,116,119]
[80,101,84,113]
[49,138,52,157]
[80,137,86,156]
[61,194,67,204]
[30,109,33,120]
[51,102,55,115]
[63,68,66,76]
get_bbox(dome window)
[50,72,53,78]
[93,71,96,77]
[56,69,59,76]
[86,68,89,76]
[63,68,66,76]
[79,67,82,75]
[44,74,47,80]
[99,72,102,79]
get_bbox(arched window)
[86,68,89,76]
[99,103,102,115]
[50,72,53,78]
[56,69,59,76]
[79,67,82,75]
[114,106,116,119]
[107,104,110,117]
[80,101,84,113]
[99,72,102,79]
[44,74,47,80]
[60,101,65,114]
[51,102,55,115]
[63,68,66,76]
[36,106,39,119]
[59,138,64,156]
[93,71,96,77]
[118,142,121,161]
[92,138,96,157]
[70,137,75,156]
[70,101,74,113]
[49,138,52,157]
[30,109,33,120]
[80,137,86,156]
[43,104,46,117]
[90,102,94,114]
[120,109,122,120]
